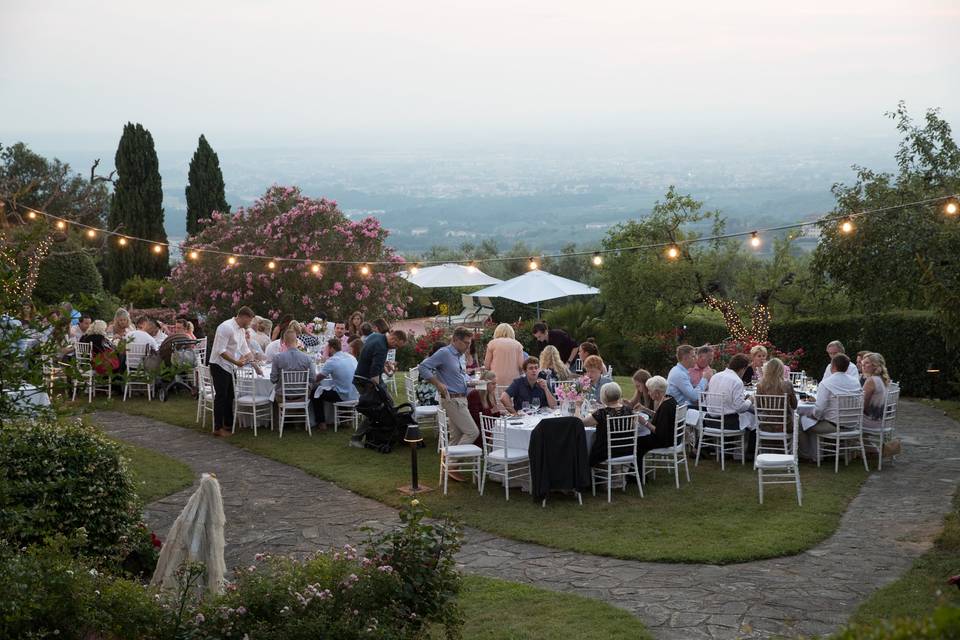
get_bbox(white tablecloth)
[503,412,597,452]
[5,384,51,412]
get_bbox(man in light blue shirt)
[419,327,478,448]
[667,344,710,406]
[312,337,358,431]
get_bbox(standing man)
[209,306,260,437]
[688,344,715,386]
[356,328,407,387]
[419,327,479,468]
[531,322,579,366]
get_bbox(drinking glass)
[522,401,531,414]
[531,396,541,412]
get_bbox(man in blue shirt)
[502,356,557,414]
[418,327,478,453]
[313,338,358,431]
[667,344,710,406]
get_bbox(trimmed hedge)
[770,311,957,397]
[33,238,104,304]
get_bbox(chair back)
[126,343,150,372]
[197,364,215,397]
[699,391,727,429]
[754,393,789,434]
[480,414,507,455]
[673,403,688,448]
[572,358,583,373]
[75,340,93,366]
[280,369,309,402]
[234,367,257,396]
[605,414,638,459]
[404,374,418,405]
[407,367,420,382]
[836,393,864,431]
[882,386,900,429]
[194,337,208,365]
[386,348,397,363]
[605,365,614,377]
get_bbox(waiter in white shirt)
[209,306,260,437]
[821,340,860,382]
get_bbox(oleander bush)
[0,500,463,640]
[0,418,141,560]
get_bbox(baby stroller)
[351,375,417,453]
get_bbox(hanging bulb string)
[9,193,957,269]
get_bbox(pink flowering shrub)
[166,185,408,327]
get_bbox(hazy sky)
[1,0,958,149]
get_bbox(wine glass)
[522,401,531,415]
[531,396,541,412]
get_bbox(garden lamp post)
[398,423,432,495]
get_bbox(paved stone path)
[95,400,960,640]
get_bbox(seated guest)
[822,340,860,381]
[333,322,350,351]
[124,322,159,352]
[741,345,767,385]
[137,316,167,344]
[637,375,680,469]
[532,321,579,366]
[264,337,282,363]
[798,353,863,459]
[582,355,613,402]
[688,344,715,386]
[667,344,708,406]
[359,321,374,343]
[175,318,197,340]
[300,322,321,348]
[271,314,294,341]
[584,381,635,467]
[348,337,363,359]
[501,357,557,414]
[755,358,798,429]
[108,308,132,341]
[484,323,525,390]
[245,327,266,362]
[313,337,358,431]
[706,354,753,430]
[270,329,316,386]
[468,370,503,430]
[251,317,272,350]
[624,368,654,412]
[578,340,600,365]
[861,352,890,429]
[71,314,92,340]
[538,345,573,387]
[347,310,364,339]
[79,320,114,356]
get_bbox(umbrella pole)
[536,301,541,319]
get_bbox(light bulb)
[267,260,276,270]
[27,211,37,220]
[188,250,199,260]
[945,199,959,216]
[749,232,761,248]
[118,237,128,246]
[528,257,538,270]
[410,266,419,275]
[311,263,320,273]
[227,256,237,265]
[666,246,679,259]
[467,263,478,273]
[360,265,371,275]
[86,229,96,239]
[592,253,603,266]
[153,244,163,254]
[56,220,66,230]
[840,220,854,234]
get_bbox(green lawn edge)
[116,439,195,504]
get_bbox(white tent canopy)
[401,263,503,288]
[471,269,599,308]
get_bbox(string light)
[188,250,199,260]
[840,219,854,234]
[360,264,371,275]
[528,257,538,270]
[227,256,237,265]
[409,265,419,275]
[946,198,959,216]
[56,220,66,230]
[27,211,37,220]
[118,237,128,246]
[749,231,761,248]
[666,245,679,259]
[310,263,321,274]
[592,253,603,266]
[467,262,478,273]
[267,260,276,270]
[152,244,164,254]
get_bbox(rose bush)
[166,186,410,327]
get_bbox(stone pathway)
[95,400,960,640]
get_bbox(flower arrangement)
[554,375,593,405]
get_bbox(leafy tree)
[33,235,104,304]
[185,134,230,236]
[812,103,960,310]
[103,123,169,291]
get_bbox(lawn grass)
[447,575,653,640]
[116,440,195,504]
[76,379,868,565]
[848,489,960,624]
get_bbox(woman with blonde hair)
[861,352,890,429]
[467,370,503,434]
[741,344,768,384]
[756,358,798,431]
[109,308,131,340]
[625,368,654,412]
[538,345,572,386]
[484,322,524,389]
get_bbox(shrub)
[0,419,141,559]
[830,606,960,639]
[119,276,165,308]
[33,236,104,304]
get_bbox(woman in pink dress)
[483,323,525,387]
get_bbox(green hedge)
[830,606,960,639]
[770,311,957,397]
[33,237,104,304]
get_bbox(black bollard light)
[398,423,433,495]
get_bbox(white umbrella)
[471,269,600,317]
[151,473,226,594]
[402,263,503,288]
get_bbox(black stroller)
[351,375,417,453]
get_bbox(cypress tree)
[104,123,169,291]
[185,134,230,236]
